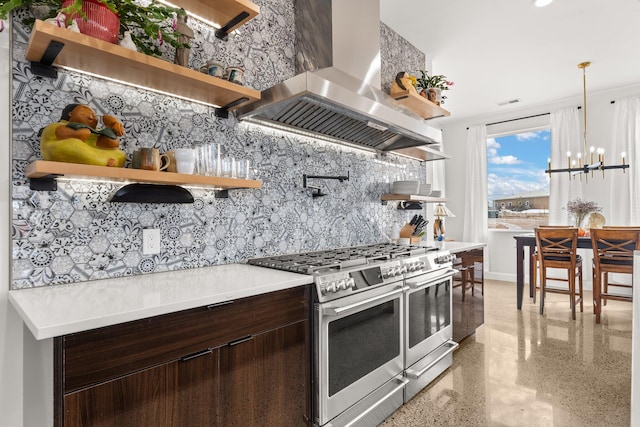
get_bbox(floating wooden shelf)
[25,20,260,111]
[391,90,451,120]
[381,194,449,204]
[393,146,450,162]
[172,0,259,36]
[25,161,262,190]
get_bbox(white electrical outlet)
[142,228,161,255]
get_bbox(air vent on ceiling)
[497,98,522,106]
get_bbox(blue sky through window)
[487,129,550,204]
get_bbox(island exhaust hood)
[236,0,448,161]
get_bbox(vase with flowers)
[564,198,602,235]
[413,70,454,105]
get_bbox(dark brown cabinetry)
[55,286,310,427]
[220,321,308,426]
[452,248,485,342]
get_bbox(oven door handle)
[322,286,407,316]
[406,269,456,289]
[405,340,459,380]
[325,377,409,427]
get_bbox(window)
[487,129,550,230]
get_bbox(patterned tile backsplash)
[10,0,429,289]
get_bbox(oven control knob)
[336,279,347,290]
[382,269,392,279]
[439,254,454,264]
[326,281,337,293]
[346,277,355,289]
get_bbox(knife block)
[399,224,422,244]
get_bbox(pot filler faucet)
[303,171,349,198]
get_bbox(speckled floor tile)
[381,280,632,427]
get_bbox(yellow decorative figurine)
[40,104,126,167]
[390,71,418,97]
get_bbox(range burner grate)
[248,243,435,274]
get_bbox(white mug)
[174,148,196,174]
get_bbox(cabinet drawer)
[62,285,309,393]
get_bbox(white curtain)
[609,96,640,225]
[549,108,582,225]
[462,125,488,243]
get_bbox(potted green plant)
[0,0,189,57]
[413,70,454,105]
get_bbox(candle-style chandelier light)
[545,61,629,180]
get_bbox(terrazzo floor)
[381,280,633,427]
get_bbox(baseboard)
[485,272,515,282]
[485,271,594,291]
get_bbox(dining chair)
[590,227,640,323]
[531,225,575,304]
[534,227,583,320]
[452,256,473,301]
[452,250,483,301]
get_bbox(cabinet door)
[170,349,219,426]
[64,349,219,427]
[64,363,171,427]
[219,320,309,426]
[452,248,485,342]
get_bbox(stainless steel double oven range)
[248,243,458,427]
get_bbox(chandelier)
[545,62,628,180]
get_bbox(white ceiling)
[380,0,640,124]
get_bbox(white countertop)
[9,264,312,340]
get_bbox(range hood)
[236,0,448,161]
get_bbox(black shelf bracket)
[214,12,250,41]
[30,40,65,78]
[29,175,58,191]
[397,201,423,210]
[215,97,250,118]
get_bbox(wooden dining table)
[513,233,594,309]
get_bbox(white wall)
[439,83,640,284]
[0,21,24,427]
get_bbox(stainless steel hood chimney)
[236,0,448,161]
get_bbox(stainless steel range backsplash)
[10,1,428,289]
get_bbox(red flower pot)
[62,0,120,44]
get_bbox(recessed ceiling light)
[533,0,553,7]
